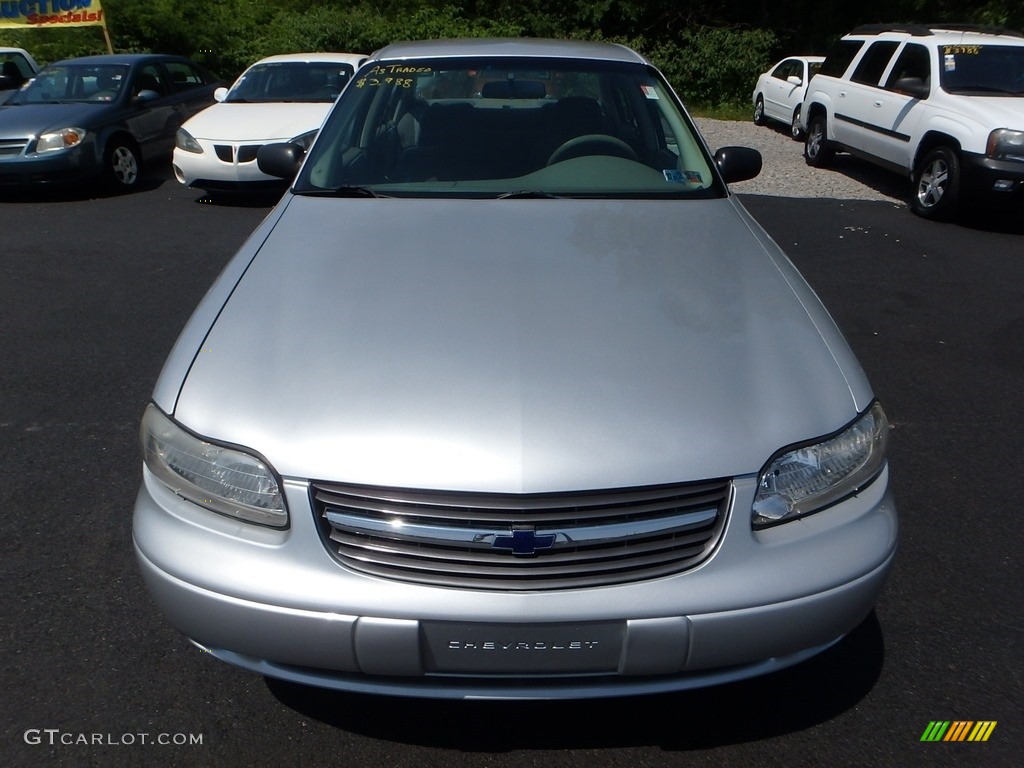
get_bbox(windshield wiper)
[496,190,567,199]
[297,185,389,198]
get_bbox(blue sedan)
[0,53,219,190]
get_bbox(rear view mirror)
[258,142,306,179]
[892,77,929,99]
[714,146,762,184]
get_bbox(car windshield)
[226,61,356,103]
[939,44,1024,95]
[12,64,128,104]
[293,56,722,199]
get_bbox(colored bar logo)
[921,721,997,742]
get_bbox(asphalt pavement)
[1,169,1020,768]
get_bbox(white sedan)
[173,52,365,193]
[752,56,824,139]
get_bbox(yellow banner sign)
[0,0,105,28]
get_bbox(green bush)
[656,28,778,108]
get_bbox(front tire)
[804,113,834,167]
[911,146,960,220]
[104,139,141,190]
[753,96,766,126]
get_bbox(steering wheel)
[547,134,638,166]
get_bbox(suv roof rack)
[850,23,1024,39]
[851,24,934,36]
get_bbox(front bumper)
[173,142,283,189]
[133,466,897,699]
[0,142,100,186]
[961,152,1024,200]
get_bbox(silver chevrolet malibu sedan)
[133,38,897,699]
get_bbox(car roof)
[846,24,1024,45]
[369,38,650,65]
[49,53,194,67]
[246,52,366,67]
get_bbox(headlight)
[140,404,288,527]
[987,128,1024,161]
[290,129,318,152]
[752,402,889,528]
[35,127,85,153]
[175,128,203,154]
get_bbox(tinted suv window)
[819,40,864,77]
[851,41,899,85]
[884,44,931,91]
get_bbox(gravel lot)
[696,117,909,203]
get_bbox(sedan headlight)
[175,128,203,154]
[140,404,287,527]
[987,128,1024,161]
[35,127,85,153]
[752,402,888,528]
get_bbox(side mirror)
[258,142,306,179]
[133,89,161,104]
[786,75,803,86]
[891,77,929,99]
[714,146,762,184]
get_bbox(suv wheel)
[912,146,960,220]
[804,114,834,167]
[790,107,804,140]
[753,96,766,126]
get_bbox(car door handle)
[873,100,883,107]
[838,90,847,98]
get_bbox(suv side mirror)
[258,142,306,179]
[891,77,929,99]
[714,146,762,184]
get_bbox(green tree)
[3,0,1021,106]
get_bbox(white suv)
[801,24,1024,219]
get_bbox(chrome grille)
[312,479,730,590]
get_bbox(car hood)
[0,101,108,135]
[168,196,871,493]
[182,102,333,141]
[935,94,1024,130]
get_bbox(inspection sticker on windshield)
[664,169,703,183]
[641,84,659,99]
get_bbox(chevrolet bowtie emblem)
[491,527,556,557]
